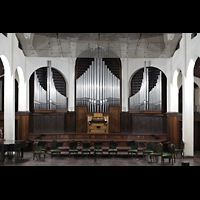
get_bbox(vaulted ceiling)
[16,33,182,58]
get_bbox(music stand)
[150,143,156,151]
[56,142,63,147]
[38,141,47,146]
[94,141,102,146]
[127,141,136,146]
[139,142,146,148]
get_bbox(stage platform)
[28,132,169,151]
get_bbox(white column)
[182,57,195,156]
[17,67,27,111]
[121,58,128,111]
[170,69,179,112]
[4,72,15,140]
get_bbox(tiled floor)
[2,151,200,166]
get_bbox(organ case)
[87,113,109,133]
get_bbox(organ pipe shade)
[34,65,67,110]
[129,67,163,111]
[76,58,120,112]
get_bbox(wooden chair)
[162,143,175,165]
[175,141,184,158]
[50,140,61,159]
[69,140,78,157]
[127,141,138,157]
[108,141,118,156]
[33,142,45,161]
[143,142,154,158]
[82,140,91,156]
[150,143,163,163]
[94,141,103,157]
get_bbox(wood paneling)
[76,106,87,133]
[64,111,76,132]
[29,112,65,134]
[15,112,29,140]
[109,106,121,133]
[120,112,132,132]
[166,112,182,146]
[121,112,167,135]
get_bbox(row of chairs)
[143,141,184,165]
[33,140,184,165]
[33,140,119,160]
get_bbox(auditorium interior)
[0,33,200,166]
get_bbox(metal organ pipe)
[76,58,120,112]
[129,67,163,111]
[34,63,67,110]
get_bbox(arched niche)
[129,66,167,113]
[29,66,67,112]
[75,57,122,112]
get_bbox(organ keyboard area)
[87,113,109,133]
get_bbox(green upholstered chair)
[108,141,118,155]
[82,141,91,156]
[50,140,61,159]
[150,143,163,163]
[37,141,47,153]
[175,141,184,158]
[94,141,103,156]
[127,141,138,157]
[162,143,175,165]
[143,142,154,157]
[33,141,45,161]
[69,140,78,157]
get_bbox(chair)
[108,141,118,155]
[143,142,154,157]
[127,141,138,157]
[37,141,47,153]
[82,141,91,156]
[162,143,175,165]
[175,141,184,158]
[69,140,78,157]
[33,141,45,161]
[150,143,163,163]
[50,140,61,159]
[94,141,103,157]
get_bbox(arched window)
[129,66,166,112]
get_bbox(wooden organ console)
[87,113,109,133]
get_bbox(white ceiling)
[16,33,182,58]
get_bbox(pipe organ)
[129,65,163,111]
[76,58,120,112]
[34,61,67,110]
